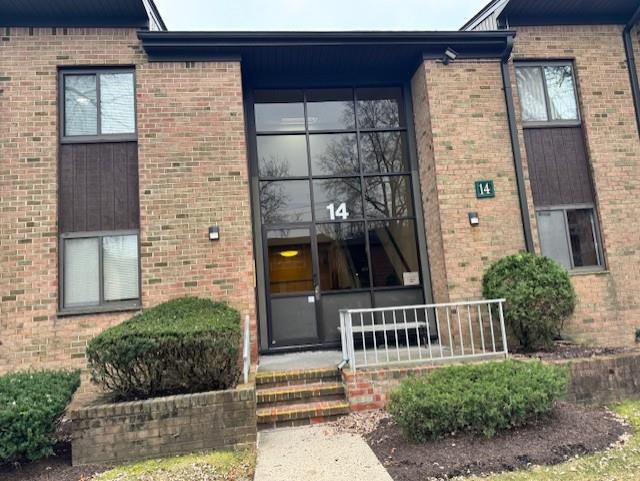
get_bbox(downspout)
[623,4,640,138]
[500,34,535,253]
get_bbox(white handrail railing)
[340,299,508,371]
[243,315,250,384]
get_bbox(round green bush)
[388,360,568,442]
[0,369,80,464]
[482,252,576,351]
[86,297,241,401]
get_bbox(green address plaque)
[475,180,495,199]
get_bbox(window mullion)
[589,210,602,267]
[562,209,575,270]
[99,235,105,306]
[95,73,102,136]
[540,66,554,122]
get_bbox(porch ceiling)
[138,30,515,85]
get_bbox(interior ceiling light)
[280,250,299,258]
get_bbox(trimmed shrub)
[388,360,568,442]
[86,297,241,401]
[482,252,576,351]
[0,369,80,464]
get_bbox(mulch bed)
[511,342,638,361]
[348,402,629,480]
[0,443,109,481]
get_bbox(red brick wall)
[0,28,256,398]
[511,25,640,346]
[412,59,527,304]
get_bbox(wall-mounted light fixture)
[469,212,480,227]
[443,47,458,65]
[280,250,299,258]
[208,226,220,241]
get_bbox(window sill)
[57,302,142,318]
[569,269,609,278]
[522,122,581,129]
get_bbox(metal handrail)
[243,315,250,384]
[340,299,508,372]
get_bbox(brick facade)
[411,26,640,348]
[511,25,640,346]
[2,22,640,390]
[0,28,256,397]
[411,59,528,304]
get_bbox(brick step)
[257,399,351,429]
[257,381,345,407]
[255,367,341,388]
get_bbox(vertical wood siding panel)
[73,145,87,232]
[127,144,140,229]
[59,145,75,233]
[523,126,594,207]
[113,143,128,229]
[100,144,115,231]
[59,142,138,233]
[85,152,102,232]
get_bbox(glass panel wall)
[254,86,422,302]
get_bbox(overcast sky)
[153,0,489,31]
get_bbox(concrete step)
[257,381,345,407]
[257,399,351,429]
[255,367,341,388]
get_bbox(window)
[59,68,140,314]
[515,63,579,124]
[537,207,603,271]
[62,70,136,140]
[61,232,140,310]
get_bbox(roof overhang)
[0,0,166,30]
[463,0,640,30]
[138,30,516,85]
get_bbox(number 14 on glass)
[326,203,350,220]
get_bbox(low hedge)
[0,369,80,464]
[86,297,241,401]
[388,360,568,442]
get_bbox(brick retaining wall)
[558,352,640,405]
[70,382,256,465]
[343,351,640,411]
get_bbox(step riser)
[255,368,350,428]
[257,384,345,404]
[258,393,346,408]
[258,403,350,423]
[256,377,342,389]
[255,369,342,388]
[258,414,346,430]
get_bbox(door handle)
[314,284,320,301]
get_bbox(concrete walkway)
[254,425,393,481]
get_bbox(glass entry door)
[265,227,320,346]
[254,87,426,350]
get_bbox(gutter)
[623,5,640,138]
[500,35,535,253]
